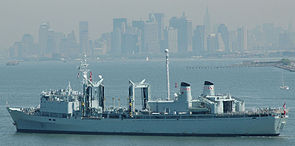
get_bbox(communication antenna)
[165,49,170,100]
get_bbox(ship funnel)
[203,81,215,96]
[180,82,192,101]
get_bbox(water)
[0,59,294,146]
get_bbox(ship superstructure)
[37,56,105,119]
[148,81,245,115]
[7,52,287,136]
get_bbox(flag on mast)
[90,71,92,82]
[283,102,286,115]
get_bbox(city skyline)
[1,0,294,52]
[7,11,295,60]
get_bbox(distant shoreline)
[1,56,295,64]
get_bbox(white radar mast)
[165,49,170,101]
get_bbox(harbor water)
[0,59,294,146]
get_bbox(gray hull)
[8,108,286,136]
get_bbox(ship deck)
[13,107,286,120]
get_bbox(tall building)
[79,21,89,55]
[43,29,65,58]
[217,33,225,52]
[121,25,139,54]
[143,16,160,53]
[94,32,111,55]
[203,6,211,52]
[169,14,192,53]
[22,34,35,56]
[167,27,178,53]
[229,30,237,52]
[207,33,218,53]
[55,32,65,55]
[67,31,78,50]
[237,26,248,51]
[192,25,205,54]
[217,24,229,52]
[122,32,138,54]
[149,13,166,51]
[150,13,164,41]
[39,22,49,56]
[113,18,127,32]
[186,20,193,52]
[59,31,79,58]
[46,29,56,56]
[111,18,127,54]
[132,20,145,53]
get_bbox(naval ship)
[7,50,287,136]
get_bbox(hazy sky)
[0,0,294,49]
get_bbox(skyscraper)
[149,13,166,52]
[22,34,35,57]
[217,33,225,52]
[67,31,78,50]
[79,21,89,55]
[144,16,160,53]
[217,24,229,52]
[94,32,111,55]
[132,20,145,53]
[237,26,248,51]
[207,33,218,53]
[122,31,138,54]
[150,13,164,41]
[59,30,79,58]
[39,22,49,56]
[186,20,193,52]
[192,25,205,54]
[167,27,178,53]
[169,14,192,53]
[54,32,65,55]
[46,29,56,56]
[111,18,127,54]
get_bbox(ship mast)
[78,54,105,115]
[165,49,170,101]
[79,54,89,116]
[79,54,89,84]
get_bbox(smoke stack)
[180,82,192,101]
[203,81,215,96]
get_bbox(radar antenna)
[165,49,170,100]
